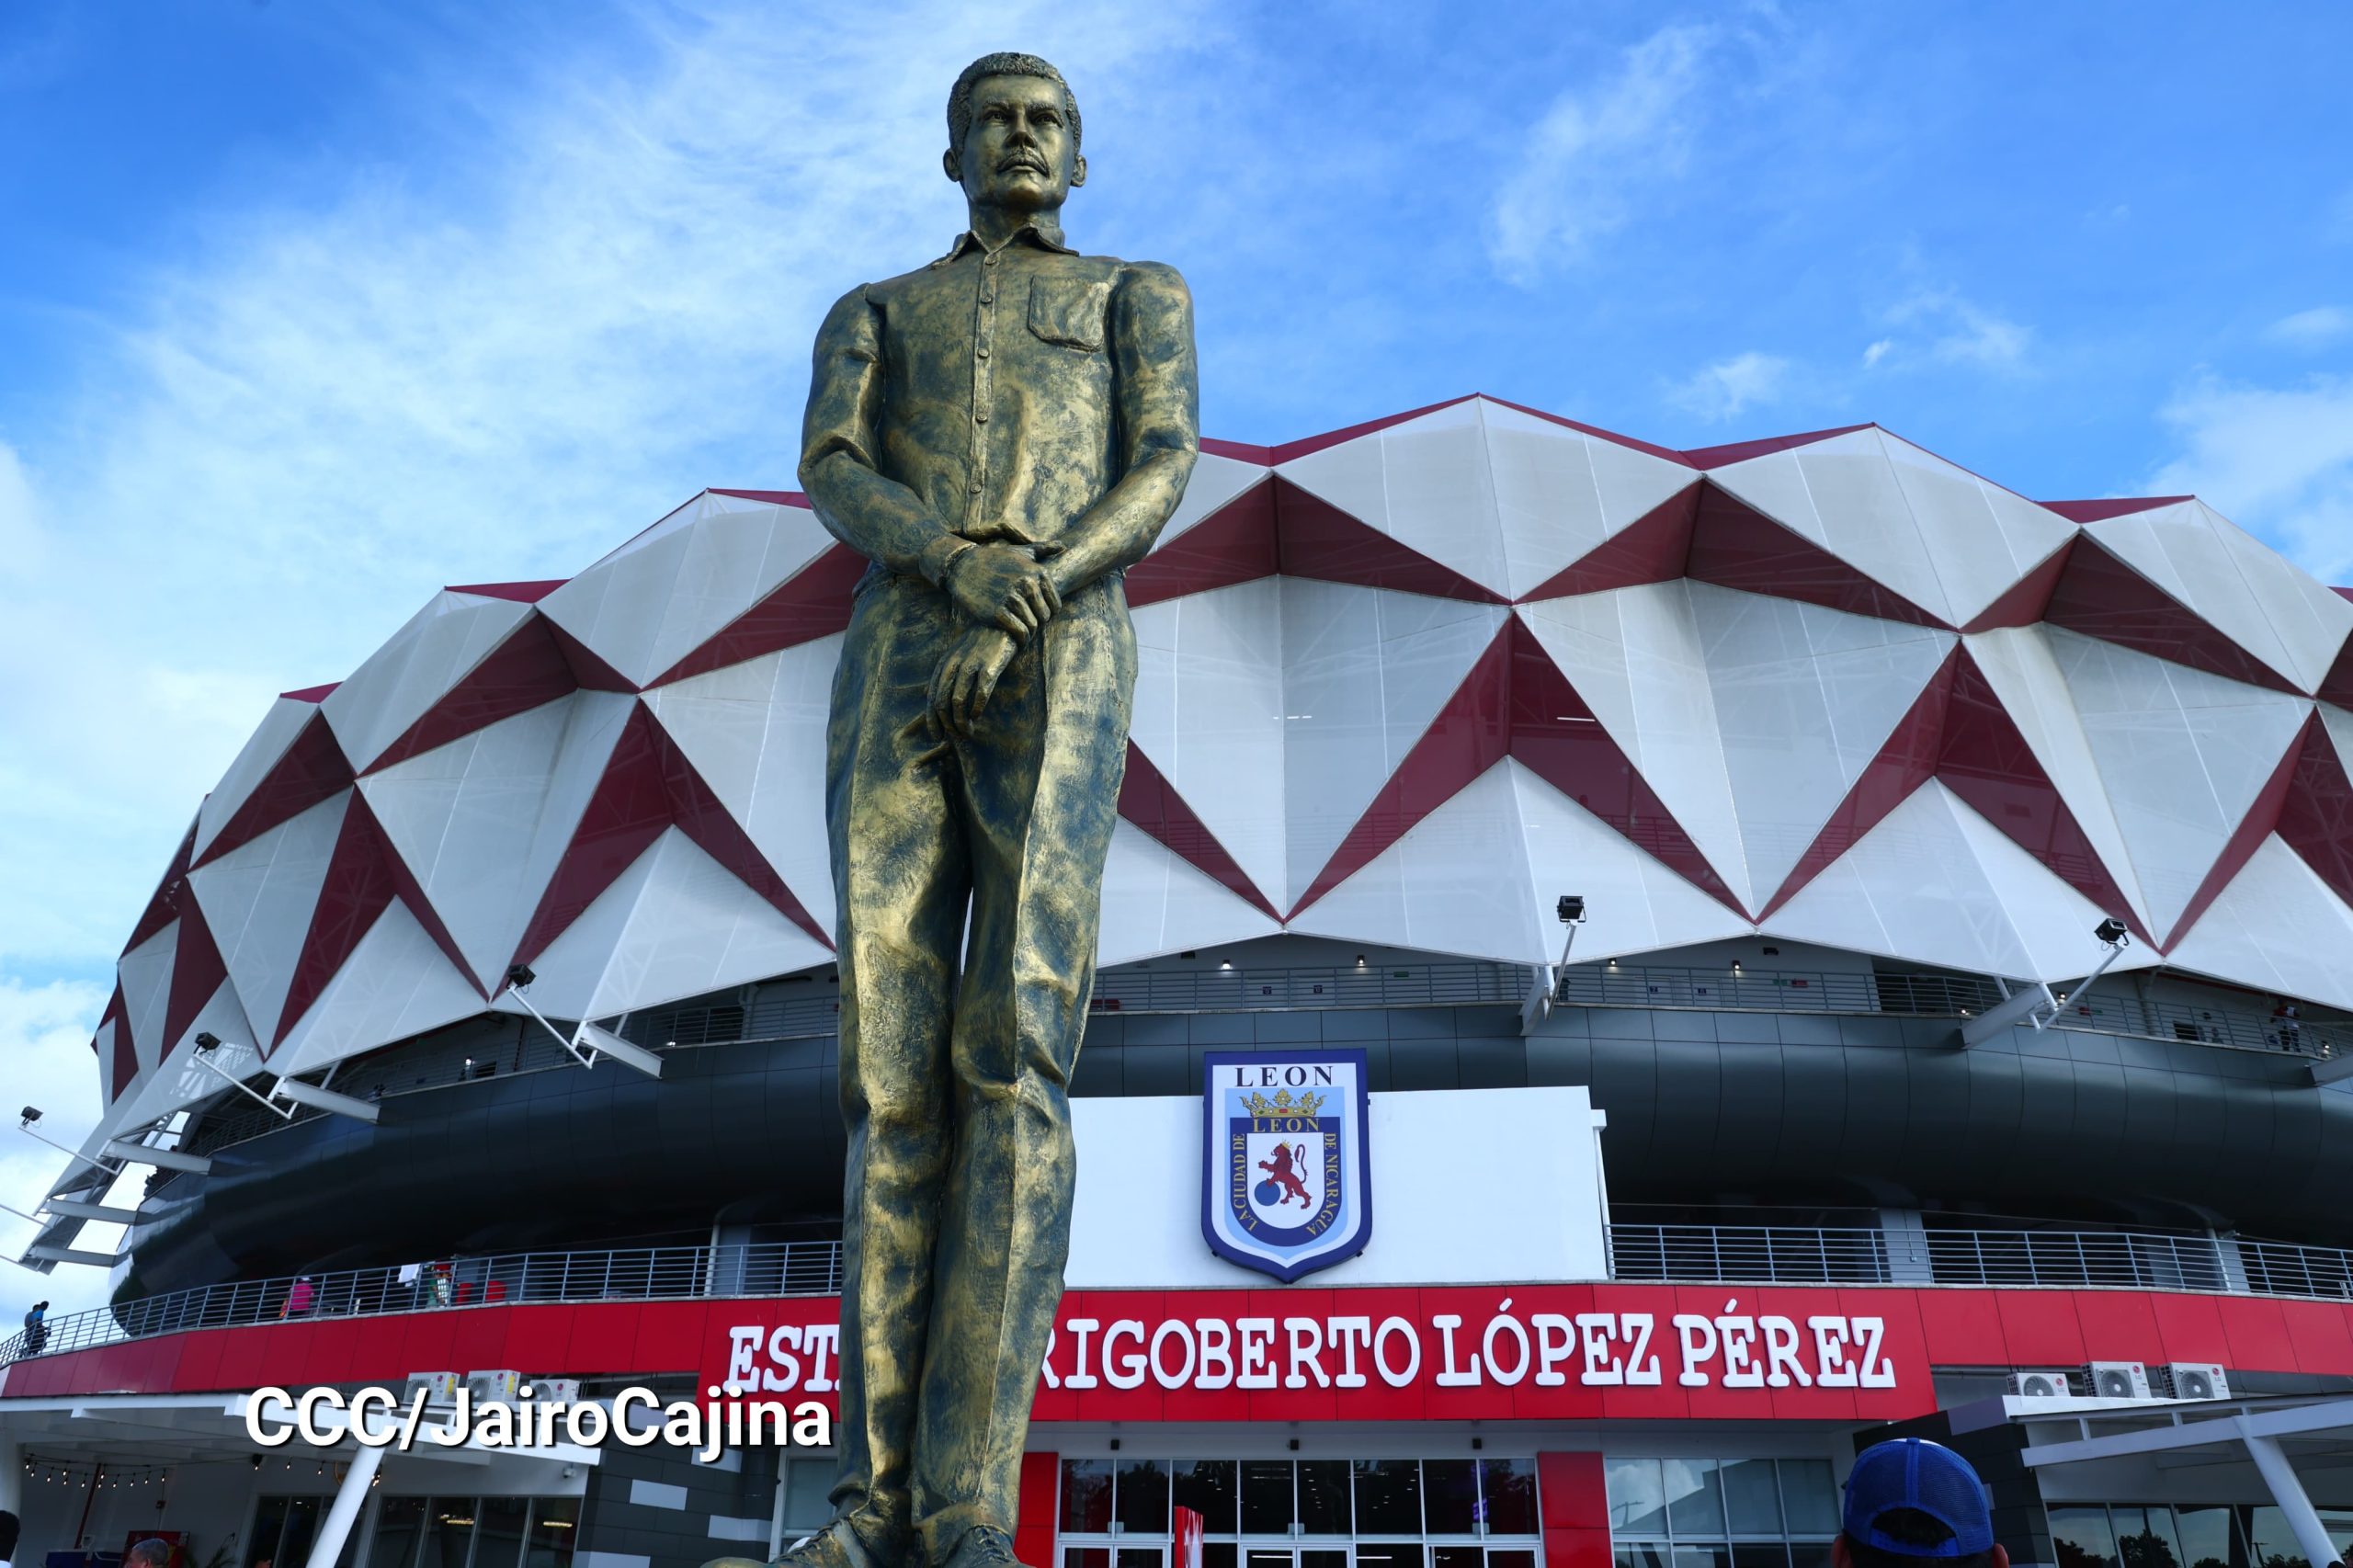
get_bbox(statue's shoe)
[701,1519,887,1568]
[935,1526,1029,1568]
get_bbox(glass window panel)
[1732,1548,1789,1568]
[1066,1551,1111,1568]
[1777,1462,1839,1537]
[1616,1550,1671,1568]
[1118,1551,1164,1568]
[1674,1549,1731,1568]
[1355,1461,1425,1537]
[2174,1507,2236,1568]
[1665,1461,1725,1537]
[1297,1463,1351,1537]
[248,1498,292,1568]
[1423,1461,1480,1535]
[522,1499,578,1568]
[2242,1507,2311,1568]
[1241,1461,1296,1536]
[1302,1553,1347,1568]
[2052,1507,2120,1568]
[473,1499,529,1568]
[1719,1460,1782,1536]
[278,1499,322,1568]
[369,1497,428,1568]
[1064,1460,1115,1535]
[2114,1508,2183,1568]
[1789,1544,1833,1568]
[1119,1460,1173,1536]
[1491,1552,1537,1568]
[1434,1550,1484,1568]
[1202,1548,1237,1568]
[1606,1460,1668,1537]
[1245,1553,1292,1568]
[1175,1462,1240,1537]
[785,1461,836,1532]
[2323,1510,2353,1560]
[1356,1548,1425,1568]
[419,1498,478,1568]
[1477,1460,1539,1537]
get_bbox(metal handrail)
[0,1239,843,1368]
[1606,1225,1894,1284]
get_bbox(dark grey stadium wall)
[119,1006,2353,1300]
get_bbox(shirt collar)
[937,218,1074,265]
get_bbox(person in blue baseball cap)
[1832,1438,2006,1568]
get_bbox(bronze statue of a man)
[736,51,1198,1568]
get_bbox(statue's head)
[945,52,1086,216]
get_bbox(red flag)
[1174,1506,1204,1568]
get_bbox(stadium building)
[9,394,2353,1568]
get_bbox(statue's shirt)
[800,220,1197,586]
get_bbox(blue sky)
[2,0,2350,1315]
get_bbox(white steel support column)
[304,1442,385,1568]
[2243,1433,2338,1568]
[0,1430,21,1513]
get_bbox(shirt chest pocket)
[1027,277,1110,351]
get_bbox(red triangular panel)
[103,986,135,1102]
[1680,425,1876,471]
[273,792,397,1049]
[1272,477,1507,604]
[1758,649,1961,919]
[447,580,567,604]
[659,722,833,948]
[541,613,640,694]
[124,818,199,955]
[1961,539,2077,633]
[2039,497,2191,524]
[1126,479,1280,608]
[280,683,340,703]
[1685,482,1947,629]
[2041,535,2301,694]
[1934,651,2149,942]
[1116,742,1279,919]
[2317,640,2353,710]
[2273,715,2353,910]
[1265,394,1482,464]
[365,616,582,774]
[1515,483,1699,602]
[162,896,229,1050]
[1503,619,1747,915]
[709,488,811,506]
[193,712,356,869]
[2161,720,2304,949]
[648,543,870,688]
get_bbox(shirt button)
[969,478,983,492]
[977,345,990,358]
[974,410,989,424]
[983,254,998,267]
[980,290,995,304]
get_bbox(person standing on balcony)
[18,1301,45,1355]
[281,1276,316,1318]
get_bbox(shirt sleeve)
[798,283,973,586]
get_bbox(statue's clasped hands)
[930,543,1060,736]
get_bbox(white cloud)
[1665,351,1792,422]
[0,975,132,1333]
[2149,373,2353,584]
[2265,305,2353,349]
[1485,24,1717,284]
[1864,287,2030,371]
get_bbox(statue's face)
[949,72,1085,211]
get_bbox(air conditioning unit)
[2160,1362,2229,1400]
[464,1368,521,1406]
[2006,1369,2075,1400]
[2084,1360,2151,1400]
[404,1371,460,1405]
[525,1378,581,1404]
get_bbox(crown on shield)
[1243,1088,1326,1119]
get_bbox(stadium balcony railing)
[8,1225,2353,1370]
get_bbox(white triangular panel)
[1097,820,1283,967]
[2086,498,2353,694]
[322,590,538,771]
[2167,835,2353,1011]
[358,690,636,991]
[1877,431,2075,627]
[193,697,323,861]
[1279,580,1508,911]
[93,1015,123,1104]
[1518,585,1750,910]
[1157,451,1269,547]
[1510,759,1753,962]
[540,493,835,687]
[1963,626,2151,930]
[103,983,264,1144]
[273,902,487,1075]
[1279,400,1509,596]
[1941,790,2156,983]
[2043,627,2311,941]
[1482,402,1696,598]
[117,923,178,1074]
[643,635,843,944]
[1131,578,1288,912]
[186,790,351,1058]
[520,829,830,1020]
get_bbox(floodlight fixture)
[506,963,537,989]
[20,1107,39,1127]
[2093,917,2129,947]
[194,1032,222,1052]
[1557,894,1586,925]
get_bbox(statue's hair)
[948,52,1081,151]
